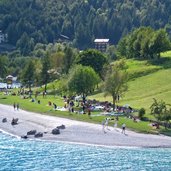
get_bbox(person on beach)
[122,123,126,134]
[114,120,118,128]
[88,107,91,118]
[16,103,19,110]
[105,117,110,130]
[114,116,119,128]
[102,120,106,133]
[13,102,16,110]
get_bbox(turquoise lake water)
[0,132,171,171]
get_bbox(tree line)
[1,26,171,83]
[117,27,171,60]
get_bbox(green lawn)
[0,93,168,135]
[90,52,171,115]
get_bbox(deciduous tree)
[21,60,35,93]
[150,98,171,128]
[104,61,128,111]
[41,55,51,93]
[76,49,108,78]
[0,55,8,78]
[67,65,100,99]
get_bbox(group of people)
[102,116,126,134]
[13,102,19,111]
[47,101,58,110]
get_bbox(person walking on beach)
[105,117,110,130]
[122,123,126,134]
[114,120,118,128]
[13,102,16,111]
[16,103,19,110]
[102,120,106,133]
[114,116,119,128]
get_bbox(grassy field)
[89,51,171,115]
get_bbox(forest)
[1,0,171,53]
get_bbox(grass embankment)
[90,52,171,113]
[0,94,103,123]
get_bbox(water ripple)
[0,133,171,171]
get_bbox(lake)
[0,132,171,171]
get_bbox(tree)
[21,60,35,93]
[150,98,167,121]
[49,51,65,76]
[104,61,128,111]
[55,77,68,97]
[117,27,171,59]
[75,49,108,78]
[116,37,128,58]
[138,108,146,120]
[106,45,117,62]
[33,58,42,86]
[16,32,35,56]
[41,55,51,93]
[149,29,171,58]
[150,98,171,128]
[67,65,100,99]
[63,46,76,74]
[0,55,8,78]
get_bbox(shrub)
[138,108,146,119]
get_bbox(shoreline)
[1,128,171,149]
[0,104,171,148]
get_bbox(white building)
[94,39,109,52]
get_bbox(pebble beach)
[0,104,171,147]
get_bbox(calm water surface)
[0,132,171,171]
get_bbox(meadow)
[90,51,171,113]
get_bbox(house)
[94,39,109,52]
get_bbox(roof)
[60,34,69,39]
[94,39,109,43]
[6,75,13,79]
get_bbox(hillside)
[1,0,171,52]
[89,51,171,112]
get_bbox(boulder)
[52,128,60,135]
[2,118,7,123]
[27,130,37,135]
[34,132,43,138]
[21,135,28,139]
[11,118,18,125]
[57,124,65,129]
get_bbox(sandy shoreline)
[0,104,171,147]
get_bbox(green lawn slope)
[89,51,171,114]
